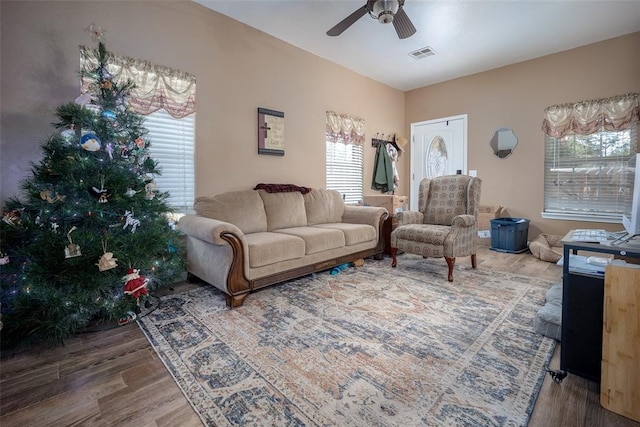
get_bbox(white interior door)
[410,115,467,210]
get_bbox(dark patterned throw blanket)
[254,183,312,194]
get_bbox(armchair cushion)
[396,210,423,226]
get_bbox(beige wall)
[0,1,406,205]
[405,32,640,238]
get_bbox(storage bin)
[490,217,530,253]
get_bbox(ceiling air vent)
[409,46,436,60]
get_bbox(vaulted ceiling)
[195,0,640,91]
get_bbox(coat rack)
[371,133,393,147]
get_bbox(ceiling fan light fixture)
[371,0,399,24]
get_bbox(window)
[543,126,638,222]
[144,110,195,213]
[326,138,363,204]
[325,111,365,204]
[80,45,196,213]
[542,93,639,222]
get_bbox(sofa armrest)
[396,210,423,226]
[178,215,245,245]
[342,205,388,227]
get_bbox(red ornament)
[122,267,148,302]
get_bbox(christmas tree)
[0,27,185,348]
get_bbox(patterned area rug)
[138,255,556,426]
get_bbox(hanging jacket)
[371,142,394,193]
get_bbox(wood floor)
[1,245,638,426]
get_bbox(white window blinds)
[144,110,195,213]
[543,126,638,221]
[326,140,364,205]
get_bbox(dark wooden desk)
[560,231,640,382]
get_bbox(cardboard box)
[363,195,408,217]
[478,205,504,230]
[477,205,504,244]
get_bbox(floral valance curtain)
[542,92,639,138]
[326,111,365,145]
[80,46,196,118]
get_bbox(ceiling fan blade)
[393,7,417,39]
[326,5,368,36]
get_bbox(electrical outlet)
[477,230,491,238]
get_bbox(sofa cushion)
[245,232,305,268]
[194,190,267,234]
[313,223,376,246]
[304,188,345,225]
[274,227,345,255]
[258,190,308,231]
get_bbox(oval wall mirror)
[490,127,518,159]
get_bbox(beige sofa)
[179,188,388,307]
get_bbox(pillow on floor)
[534,283,562,341]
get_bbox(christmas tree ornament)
[96,240,118,271]
[145,181,157,200]
[40,190,66,203]
[2,209,23,226]
[85,22,105,43]
[135,137,145,149]
[122,267,148,306]
[90,176,109,203]
[85,104,102,115]
[124,188,137,197]
[0,252,9,265]
[117,311,136,326]
[100,80,113,90]
[119,143,129,158]
[81,132,102,151]
[122,210,141,233]
[102,110,116,121]
[75,93,92,106]
[64,226,82,258]
[105,142,114,160]
[60,128,76,142]
[50,222,59,233]
[100,67,113,80]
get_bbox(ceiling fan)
[326,0,417,39]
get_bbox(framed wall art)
[257,107,285,156]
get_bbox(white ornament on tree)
[64,226,82,258]
[123,210,141,233]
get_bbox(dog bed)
[529,233,563,263]
[534,283,562,341]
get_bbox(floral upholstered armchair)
[390,175,482,281]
